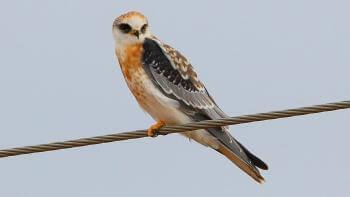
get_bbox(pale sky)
[0,1,349,196]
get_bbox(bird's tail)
[207,128,268,183]
[216,142,266,183]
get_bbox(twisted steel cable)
[0,100,349,158]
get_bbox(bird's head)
[113,11,150,46]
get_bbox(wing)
[142,38,226,120]
[142,38,267,183]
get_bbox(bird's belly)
[126,70,191,125]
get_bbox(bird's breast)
[116,43,144,82]
[116,43,150,108]
[115,43,188,124]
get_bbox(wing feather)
[143,38,216,111]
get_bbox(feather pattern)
[142,38,215,110]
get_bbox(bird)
[112,11,268,183]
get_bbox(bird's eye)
[118,23,132,33]
[141,24,148,34]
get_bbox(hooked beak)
[132,30,140,39]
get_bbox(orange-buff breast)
[116,43,150,108]
[117,43,144,82]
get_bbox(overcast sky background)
[0,1,349,196]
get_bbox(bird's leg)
[147,120,166,137]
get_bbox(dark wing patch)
[161,44,204,91]
[142,38,214,109]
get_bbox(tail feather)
[235,140,268,170]
[217,144,265,183]
[207,128,268,183]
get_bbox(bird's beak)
[132,30,140,39]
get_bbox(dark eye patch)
[118,23,132,33]
[141,24,148,34]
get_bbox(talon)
[147,120,166,137]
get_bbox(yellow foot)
[147,120,166,137]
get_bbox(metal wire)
[0,100,349,158]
